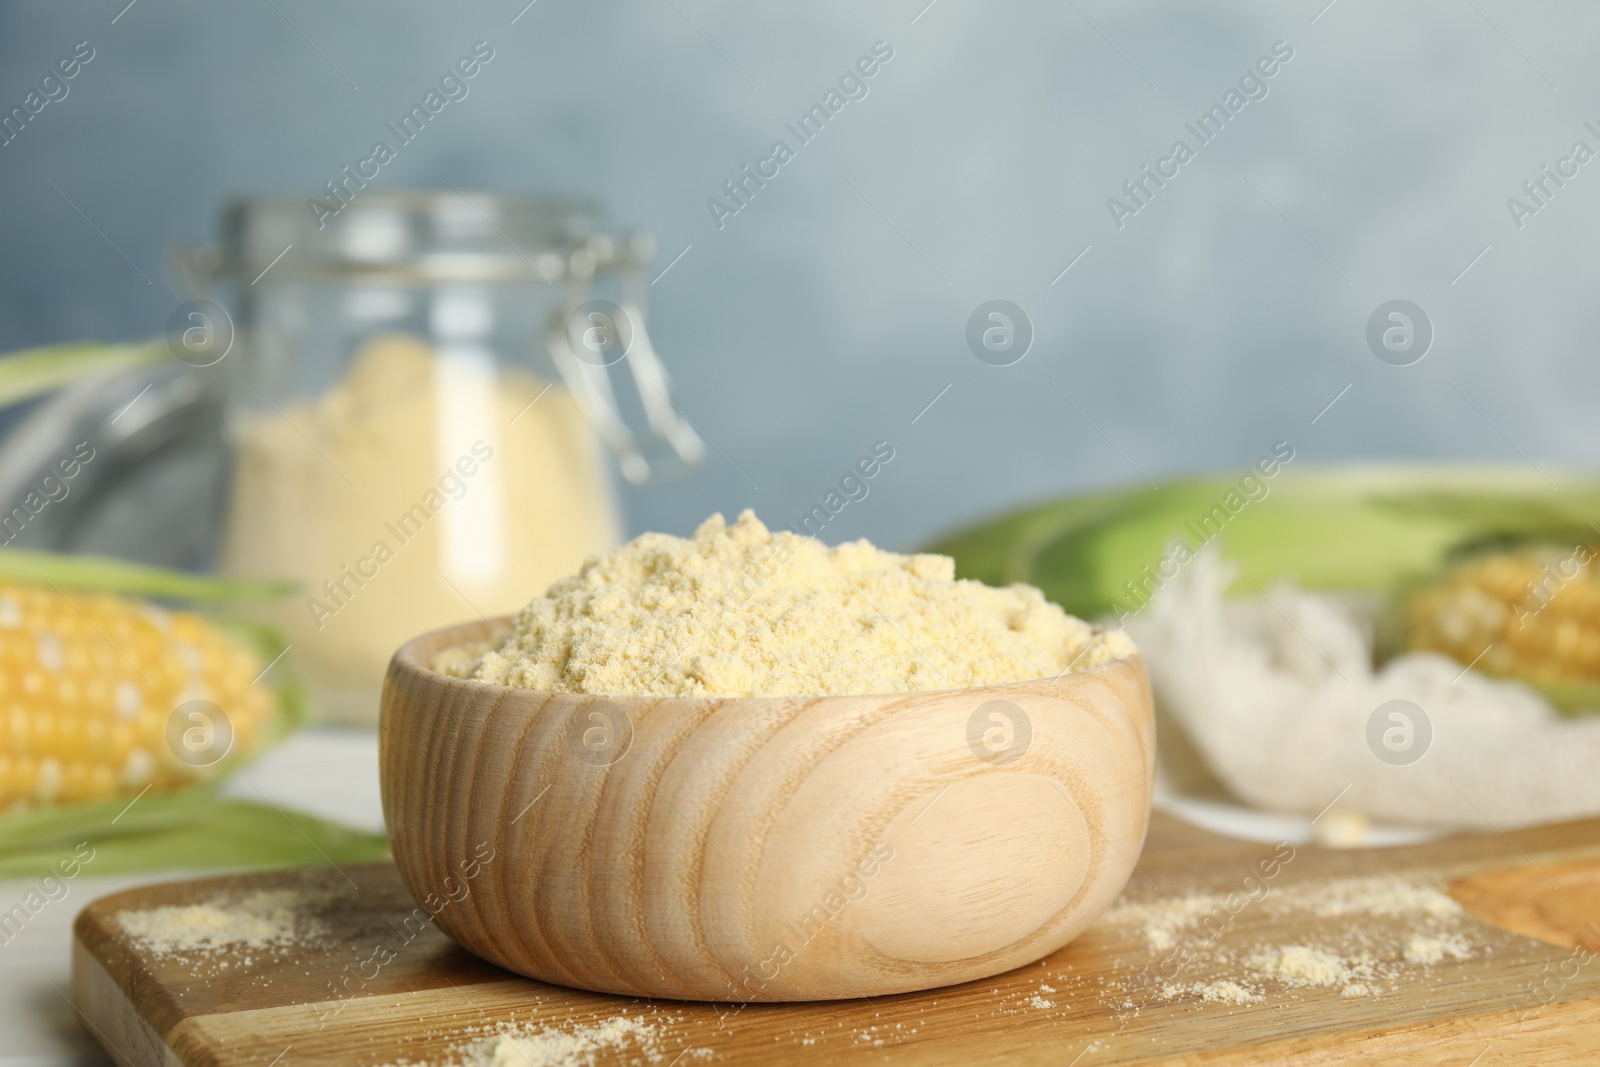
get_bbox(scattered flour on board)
[1107,875,1464,950]
[1248,945,1352,986]
[1297,878,1463,919]
[1105,873,1482,1008]
[1185,981,1262,1005]
[380,1015,702,1067]
[1247,945,1376,999]
[115,889,332,957]
[1405,934,1472,964]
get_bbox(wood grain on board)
[380,619,1156,1001]
[72,810,1600,1066]
[1451,858,1600,954]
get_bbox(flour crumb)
[1248,945,1351,987]
[1194,981,1262,1005]
[1155,979,1263,1005]
[1027,995,1055,1009]
[386,1015,665,1067]
[1341,983,1371,997]
[1311,808,1370,849]
[1404,934,1470,965]
[116,889,330,956]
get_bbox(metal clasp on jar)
[545,231,704,486]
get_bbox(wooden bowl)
[380,617,1155,1002]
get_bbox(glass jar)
[179,192,701,724]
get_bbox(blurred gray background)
[0,0,1594,551]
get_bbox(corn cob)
[0,581,272,810]
[1402,544,1600,688]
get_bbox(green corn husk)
[0,788,388,879]
[928,465,1600,618]
[926,464,1600,710]
[0,548,292,602]
[0,341,166,410]
[1514,677,1600,717]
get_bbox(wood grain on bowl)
[380,617,1155,1001]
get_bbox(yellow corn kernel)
[0,581,274,810]
[1404,545,1600,688]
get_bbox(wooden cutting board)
[71,810,1600,1066]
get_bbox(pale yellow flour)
[115,889,327,956]
[1106,873,1479,1009]
[222,334,617,723]
[383,1015,668,1067]
[1188,980,1261,1005]
[441,510,1134,697]
[1404,934,1470,964]
[1247,945,1351,986]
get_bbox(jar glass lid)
[218,192,606,284]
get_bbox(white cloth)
[1125,549,1600,829]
